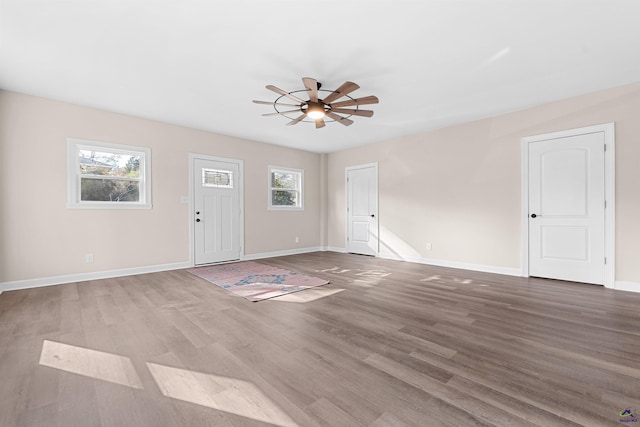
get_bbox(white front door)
[193,157,242,265]
[528,131,605,285]
[347,164,378,256]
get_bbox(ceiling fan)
[253,77,379,129]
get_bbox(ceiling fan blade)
[326,112,354,126]
[315,118,326,129]
[286,114,307,126]
[330,95,379,108]
[322,81,360,104]
[262,109,302,117]
[266,85,306,104]
[331,108,374,118]
[302,77,319,102]
[253,100,301,107]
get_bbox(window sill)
[268,206,304,211]
[66,203,153,210]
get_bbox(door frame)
[345,162,379,255]
[188,153,244,266]
[520,123,615,288]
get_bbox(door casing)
[520,123,615,288]
[189,153,244,266]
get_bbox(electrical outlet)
[295,236,300,243]
[426,243,432,251]
[84,253,94,263]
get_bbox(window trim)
[268,165,304,210]
[67,138,152,209]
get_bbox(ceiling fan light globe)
[307,110,325,119]
[305,102,326,119]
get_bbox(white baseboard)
[377,252,522,277]
[0,247,337,293]
[614,281,640,293]
[324,246,347,253]
[320,247,521,277]
[3,249,634,294]
[0,262,191,293]
[244,246,325,261]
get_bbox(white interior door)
[193,157,242,265]
[528,131,605,285]
[347,164,378,256]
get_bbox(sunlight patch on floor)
[421,274,473,285]
[356,269,392,279]
[39,340,143,389]
[273,288,345,303]
[352,269,392,288]
[147,363,296,427]
[315,267,351,274]
[39,341,296,425]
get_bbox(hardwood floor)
[1,251,640,426]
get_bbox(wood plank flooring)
[1,252,640,426]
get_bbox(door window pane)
[203,169,233,188]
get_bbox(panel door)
[347,165,378,256]
[528,132,605,284]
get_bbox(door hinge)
[604,200,607,209]
[604,257,607,265]
[604,144,607,152]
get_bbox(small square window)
[268,166,303,210]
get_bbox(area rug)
[186,261,329,302]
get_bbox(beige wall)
[3,81,640,286]
[0,91,322,282]
[327,82,640,283]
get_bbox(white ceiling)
[2,0,640,153]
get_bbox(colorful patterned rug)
[186,261,329,302]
